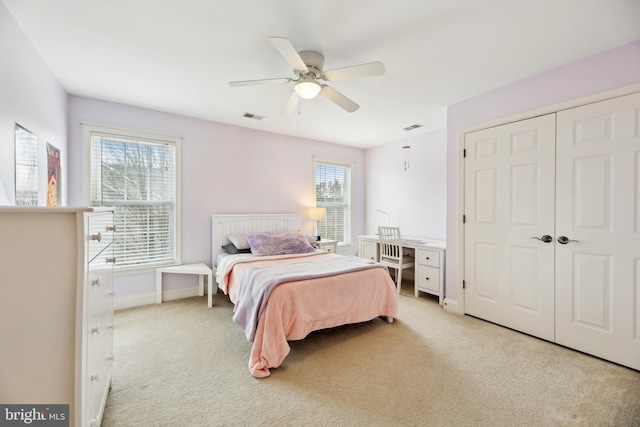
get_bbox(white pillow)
[227,232,269,250]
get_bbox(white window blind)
[89,128,179,269]
[315,158,353,246]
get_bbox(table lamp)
[310,207,326,241]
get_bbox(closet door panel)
[464,114,556,341]
[556,91,640,370]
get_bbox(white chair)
[378,226,415,294]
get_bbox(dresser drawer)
[417,249,439,267]
[86,385,103,427]
[87,246,114,311]
[417,264,440,294]
[85,302,113,426]
[87,213,114,263]
[86,302,113,407]
[85,322,107,422]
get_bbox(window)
[85,125,180,270]
[14,124,38,206]
[314,157,353,246]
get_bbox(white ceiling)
[4,0,640,148]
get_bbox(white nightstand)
[156,263,213,307]
[317,239,338,252]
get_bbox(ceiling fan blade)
[323,62,385,81]
[281,92,299,115]
[320,85,359,113]
[229,77,292,87]
[269,37,309,72]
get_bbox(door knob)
[557,236,579,245]
[531,235,553,243]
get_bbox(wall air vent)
[243,113,264,120]
[403,124,423,131]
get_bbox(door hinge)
[463,214,466,223]
[463,280,466,289]
[463,149,466,158]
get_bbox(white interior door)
[464,114,556,341]
[555,92,640,370]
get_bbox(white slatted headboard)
[211,213,301,266]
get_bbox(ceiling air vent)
[403,124,423,131]
[243,112,264,120]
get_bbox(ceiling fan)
[229,37,385,114]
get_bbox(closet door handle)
[531,235,552,243]
[558,236,579,245]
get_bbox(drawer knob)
[90,232,102,242]
[425,257,430,260]
[107,225,117,232]
[91,325,100,334]
[106,257,116,264]
[425,277,430,280]
[91,278,101,287]
[90,372,99,382]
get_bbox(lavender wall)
[0,2,68,205]
[67,96,367,301]
[364,128,447,239]
[445,39,640,307]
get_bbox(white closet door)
[464,114,556,341]
[555,92,640,370]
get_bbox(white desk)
[156,263,213,307]
[358,235,446,304]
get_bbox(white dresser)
[0,207,115,427]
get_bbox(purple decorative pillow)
[246,233,316,256]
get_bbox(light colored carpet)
[102,285,640,427]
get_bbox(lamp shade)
[309,207,326,221]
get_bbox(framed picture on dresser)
[46,142,61,207]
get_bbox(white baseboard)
[443,298,463,315]
[114,286,201,311]
[114,294,156,311]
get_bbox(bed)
[211,213,398,378]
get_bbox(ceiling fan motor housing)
[298,50,325,77]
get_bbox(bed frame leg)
[387,316,394,323]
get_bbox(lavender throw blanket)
[233,255,385,342]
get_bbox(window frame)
[83,124,181,273]
[313,156,354,248]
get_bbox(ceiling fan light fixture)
[294,78,321,99]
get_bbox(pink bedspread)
[221,253,397,377]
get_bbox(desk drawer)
[417,249,439,267]
[417,265,440,294]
